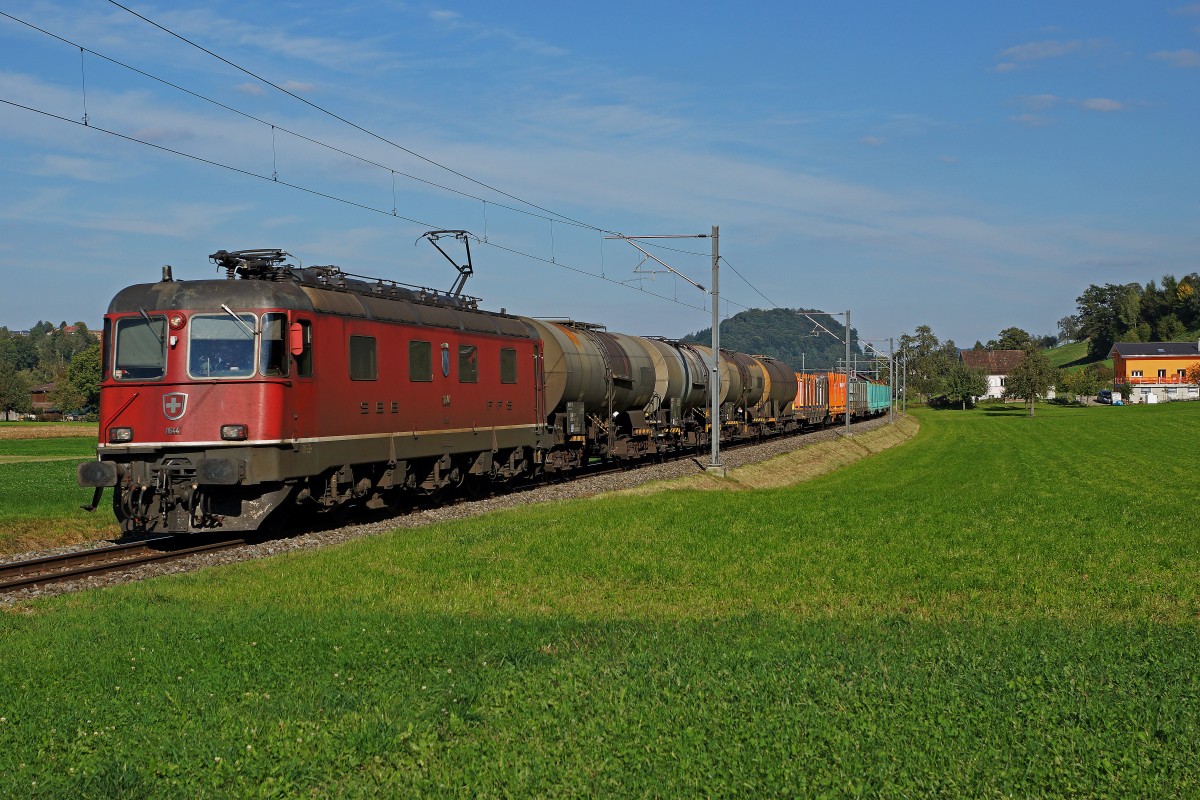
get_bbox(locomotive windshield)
[188,313,257,379]
[113,315,166,381]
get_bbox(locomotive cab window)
[349,335,377,381]
[113,314,166,381]
[458,344,478,383]
[101,318,112,381]
[500,348,517,384]
[188,313,257,379]
[259,313,289,377]
[409,340,432,382]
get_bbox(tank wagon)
[79,249,870,534]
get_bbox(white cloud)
[861,136,886,147]
[234,83,267,97]
[280,81,317,94]
[1010,113,1050,127]
[938,155,960,164]
[1150,49,1200,67]
[1078,98,1123,112]
[427,8,568,57]
[130,127,198,144]
[999,39,1082,62]
[1022,94,1061,111]
[1171,3,1200,14]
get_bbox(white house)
[960,349,1029,400]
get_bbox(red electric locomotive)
[78,248,548,532]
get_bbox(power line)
[105,0,610,236]
[0,95,745,316]
[6,7,725,282]
[4,10,753,316]
[0,10,604,232]
[1,11,769,318]
[719,255,778,309]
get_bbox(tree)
[1187,362,1200,387]
[995,327,1033,350]
[1057,314,1082,343]
[1076,283,1142,360]
[49,343,101,415]
[1155,314,1187,341]
[1061,366,1103,405]
[898,325,959,403]
[0,361,33,418]
[1004,346,1059,417]
[941,362,988,410]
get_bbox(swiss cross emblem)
[163,392,188,421]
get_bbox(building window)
[409,340,432,382]
[1132,370,1143,378]
[1158,369,1167,379]
[500,348,518,384]
[458,344,478,383]
[349,335,376,380]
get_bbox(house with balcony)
[1108,341,1200,403]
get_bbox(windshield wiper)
[221,304,259,339]
[138,309,164,345]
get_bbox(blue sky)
[1,1,1197,349]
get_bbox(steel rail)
[0,535,255,593]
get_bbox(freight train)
[78,247,890,533]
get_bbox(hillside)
[1044,339,1110,372]
[682,308,862,372]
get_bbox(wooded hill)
[682,308,863,372]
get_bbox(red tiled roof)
[960,349,1025,375]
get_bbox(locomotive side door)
[287,318,317,442]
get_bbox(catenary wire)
[3,10,712,267]
[0,11,607,232]
[0,96,753,316]
[104,0,610,236]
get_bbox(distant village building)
[1108,341,1200,403]
[29,382,59,420]
[959,349,1027,400]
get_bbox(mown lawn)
[1,403,1198,797]
[0,441,116,551]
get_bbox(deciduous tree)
[995,327,1033,350]
[1004,346,1059,417]
[49,343,101,415]
[941,362,988,410]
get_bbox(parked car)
[1097,390,1113,405]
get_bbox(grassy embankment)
[1045,339,1112,372]
[2,405,1199,796]
[0,424,114,551]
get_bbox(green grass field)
[0,436,116,551]
[1,404,1198,796]
[0,436,96,460]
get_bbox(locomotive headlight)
[168,313,186,330]
[220,424,248,441]
[108,427,134,443]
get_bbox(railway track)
[0,534,263,593]
[2,414,888,599]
